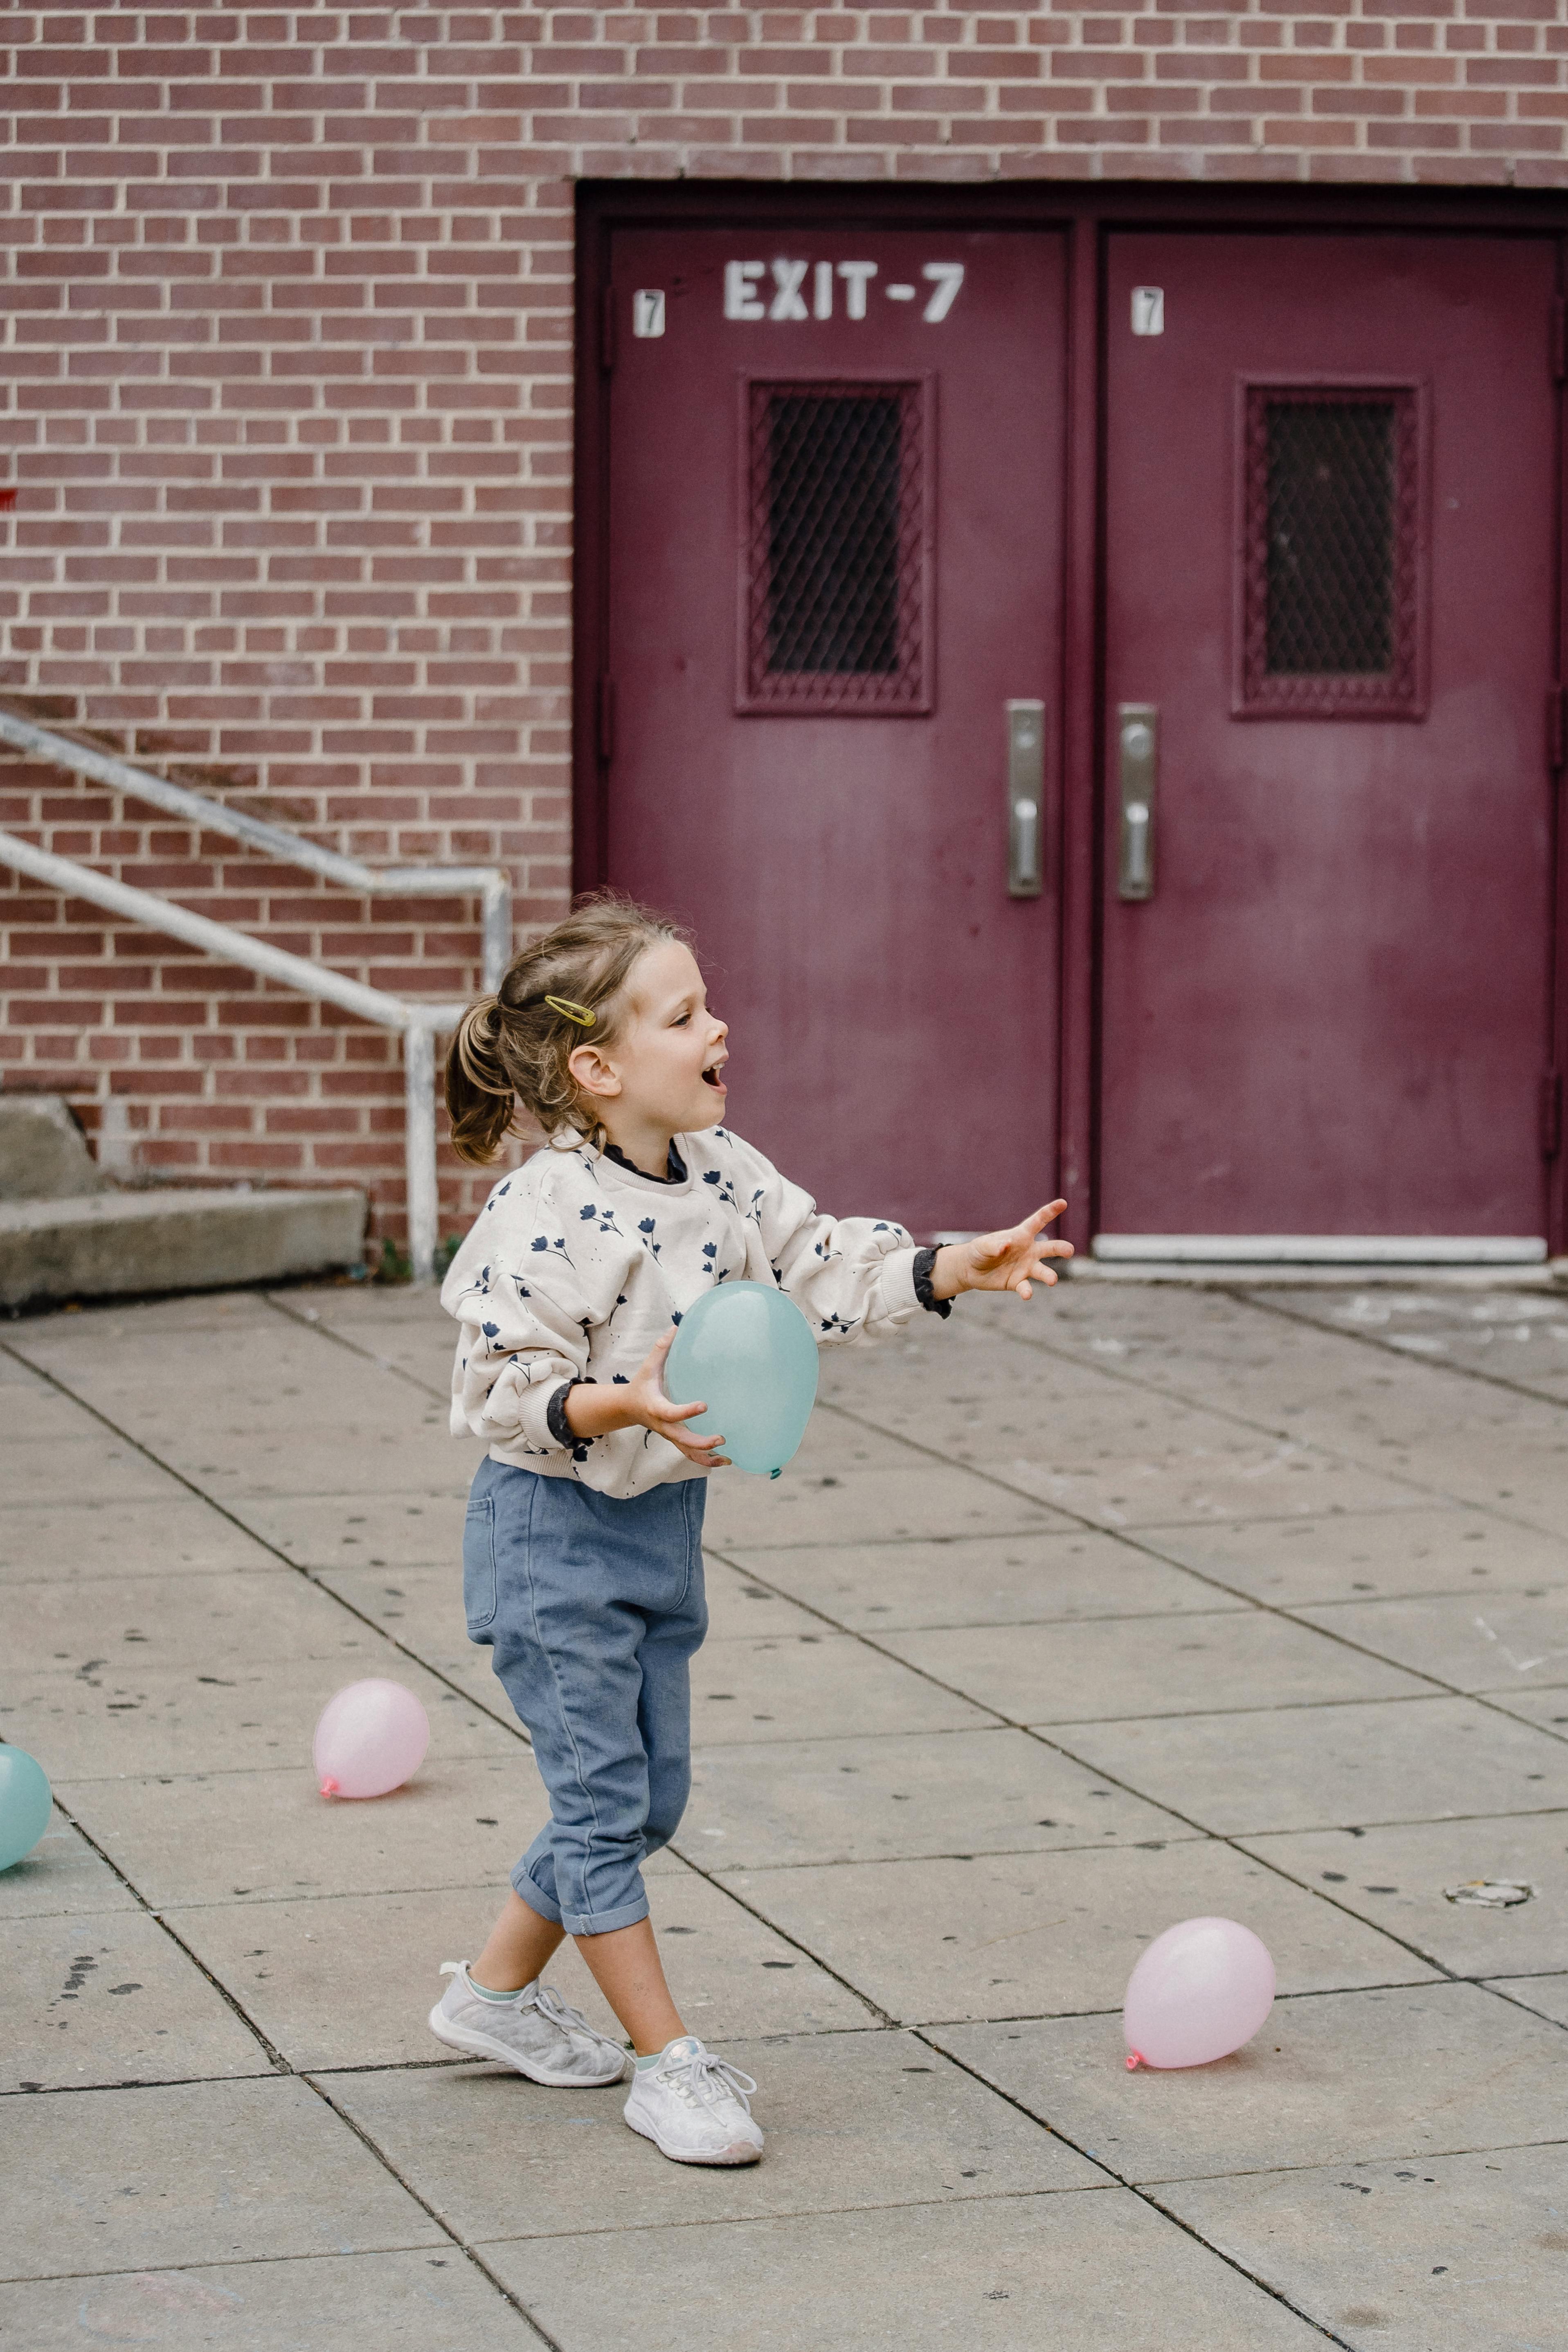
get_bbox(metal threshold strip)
[1093,1234,1548,1265]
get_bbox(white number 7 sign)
[921,263,965,324]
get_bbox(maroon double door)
[590,216,1561,1249]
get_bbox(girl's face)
[570,939,729,1138]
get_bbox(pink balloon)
[1123,1915,1275,2070]
[313,1679,430,1800]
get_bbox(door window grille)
[739,380,931,713]
[1239,385,1424,718]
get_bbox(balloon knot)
[1126,2051,1143,2071]
[319,1777,339,1797]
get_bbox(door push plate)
[1117,704,1157,902]
[1006,700,1045,899]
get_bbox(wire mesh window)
[1239,385,1424,718]
[739,380,931,713]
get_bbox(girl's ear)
[567,1040,621,1101]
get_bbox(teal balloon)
[665,1282,819,1477]
[0,1746,53,1871]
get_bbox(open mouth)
[702,1060,727,1090]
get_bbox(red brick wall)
[2,5,1563,1247]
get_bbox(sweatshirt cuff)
[912,1245,952,1319]
[874,1245,922,1324]
[544,1379,582,1449]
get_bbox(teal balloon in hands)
[665,1282,819,1477]
[0,1745,53,1871]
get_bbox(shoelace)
[658,2047,759,2113]
[531,1981,625,2059]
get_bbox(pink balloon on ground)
[1123,1916,1276,2069]
[313,1679,430,1799]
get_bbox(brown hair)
[444,894,688,1166]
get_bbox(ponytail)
[445,995,518,1166]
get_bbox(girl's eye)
[673,1012,690,1026]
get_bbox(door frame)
[575,181,1568,1254]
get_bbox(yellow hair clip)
[544,994,596,1028]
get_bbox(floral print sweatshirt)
[441,1123,925,1499]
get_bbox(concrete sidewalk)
[3,1277,1567,2350]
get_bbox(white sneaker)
[623,2036,764,2165]
[427,1961,629,2087]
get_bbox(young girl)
[428,897,1071,2166]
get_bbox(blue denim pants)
[463,1456,708,1937]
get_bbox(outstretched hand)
[935,1202,1073,1303]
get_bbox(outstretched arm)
[929,1201,1074,1303]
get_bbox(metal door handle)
[1118,704,1157,901]
[1006,699,1045,898]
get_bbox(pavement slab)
[226,1490,468,1571]
[57,1751,545,1909]
[1237,1814,1568,1978]
[325,2027,1102,2243]
[1134,1506,1568,1606]
[5,1564,409,1675]
[703,1461,1071,1549]
[985,1441,1427,1533]
[0,1383,107,1442]
[718,1840,1436,2025]
[1481,1687,1568,1740]
[931,1982,1568,2182]
[153,1425,477,1503]
[0,1495,286,1582]
[0,2250,542,2352]
[7,1646,521,1786]
[4,1906,270,2091]
[1156,2138,1568,2352]
[683,1725,1195,1869]
[0,1434,190,1508]
[1055,1694,1568,1834]
[7,1275,1568,2348]
[174,1857,873,2073]
[0,1808,138,1921]
[484,2190,1335,2352]
[888,1607,1435,1726]
[1,2074,445,2279]
[1483,1972,1568,2027]
[714,1527,1237,1632]
[688,1628,997,1744]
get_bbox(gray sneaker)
[428,1960,629,2086]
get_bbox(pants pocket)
[463,1493,498,1638]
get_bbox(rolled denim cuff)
[913,1245,952,1319]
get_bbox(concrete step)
[0,1186,368,1311]
[0,1096,108,1201]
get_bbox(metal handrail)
[0,708,517,1283]
[0,827,465,1284]
[0,707,513,992]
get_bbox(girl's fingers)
[655,1394,709,1425]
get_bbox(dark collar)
[603,1138,687,1185]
